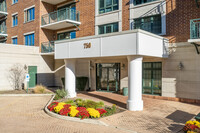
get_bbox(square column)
[64,59,76,98]
[127,56,143,111]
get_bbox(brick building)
[0,0,200,110]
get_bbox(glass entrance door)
[143,62,162,96]
[96,63,120,92]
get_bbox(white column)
[127,56,143,111]
[65,59,76,98]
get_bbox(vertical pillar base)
[127,100,143,111]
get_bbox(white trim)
[24,5,35,11]
[12,12,18,16]
[11,35,18,38]
[23,31,35,36]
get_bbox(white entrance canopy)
[55,29,168,59]
[54,29,169,111]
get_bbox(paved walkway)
[78,92,200,133]
[0,92,199,133]
[0,96,130,133]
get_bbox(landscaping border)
[44,94,109,126]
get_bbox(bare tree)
[8,64,26,90]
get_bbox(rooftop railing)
[41,41,54,53]
[41,7,80,26]
[190,18,200,39]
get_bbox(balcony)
[0,25,7,37]
[0,1,7,17]
[41,41,54,54]
[41,0,76,5]
[41,7,80,30]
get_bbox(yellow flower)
[53,102,66,113]
[69,106,79,117]
[54,105,64,113]
[87,108,100,118]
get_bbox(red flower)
[183,124,199,132]
[48,102,59,112]
[76,107,89,119]
[96,108,107,116]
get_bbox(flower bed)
[183,120,200,133]
[47,99,116,120]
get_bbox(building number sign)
[83,42,91,49]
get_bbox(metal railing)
[190,18,200,39]
[0,24,7,34]
[41,41,54,53]
[0,1,7,12]
[41,7,80,26]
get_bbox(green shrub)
[76,99,104,109]
[76,77,88,91]
[64,100,76,106]
[54,89,67,100]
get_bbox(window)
[25,33,34,46]
[134,15,161,34]
[12,37,18,45]
[24,7,35,22]
[99,0,118,14]
[12,14,18,27]
[57,31,76,40]
[143,62,162,96]
[99,22,118,34]
[12,0,18,4]
[134,0,157,5]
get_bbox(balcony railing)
[0,25,7,35]
[190,18,200,39]
[0,1,7,12]
[41,7,80,26]
[41,41,54,53]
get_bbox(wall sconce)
[121,64,125,70]
[178,62,184,70]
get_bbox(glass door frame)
[96,63,120,93]
[142,62,162,96]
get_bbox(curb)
[0,94,54,97]
[44,95,109,126]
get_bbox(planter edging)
[44,95,109,126]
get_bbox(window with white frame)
[24,7,35,23]
[99,0,119,14]
[12,14,18,27]
[99,22,118,34]
[12,0,18,4]
[12,37,18,45]
[133,15,161,34]
[24,33,34,46]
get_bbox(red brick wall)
[76,0,95,37]
[6,0,40,46]
[122,0,130,31]
[164,0,200,43]
[40,2,56,45]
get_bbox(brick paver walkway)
[0,92,199,133]
[78,92,200,133]
[0,96,130,133]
